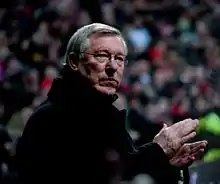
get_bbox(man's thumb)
[162,123,168,129]
[157,123,168,134]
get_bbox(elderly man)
[15,23,207,184]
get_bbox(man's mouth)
[99,78,119,87]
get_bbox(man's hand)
[153,119,199,157]
[169,140,208,167]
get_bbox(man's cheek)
[82,64,91,75]
[83,64,102,83]
[84,63,103,75]
[117,69,124,84]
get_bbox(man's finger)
[181,141,207,156]
[199,148,205,152]
[181,144,190,153]
[189,148,205,162]
[190,141,207,152]
[180,141,207,155]
[181,119,199,136]
[181,131,197,143]
[189,156,196,160]
[189,140,207,148]
[189,146,206,160]
[172,118,192,129]
[173,119,199,137]
[192,147,205,155]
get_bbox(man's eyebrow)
[94,49,109,53]
[94,49,126,56]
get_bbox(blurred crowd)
[0,0,220,183]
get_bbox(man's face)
[78,34,126,95]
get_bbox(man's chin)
[95,86,117,95]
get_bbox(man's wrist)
[153,140,174,158]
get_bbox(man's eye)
[116,56,125,62]
[96,53,108,58]
[116,56,124,61]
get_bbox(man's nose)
[109,58,118,70]
[105,60,118,77]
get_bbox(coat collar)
[47,65,118,105]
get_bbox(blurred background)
[0,0,220,183]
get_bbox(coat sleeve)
[123,133,185,184]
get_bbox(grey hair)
[63,23,127,65]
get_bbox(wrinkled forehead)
[87,33,127,55]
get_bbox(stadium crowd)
[0,0,220,183]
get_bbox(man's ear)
[68,52,79,71]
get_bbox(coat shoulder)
[21,100,61,138]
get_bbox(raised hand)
[169,140,208,167]
[153,119,199,157]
